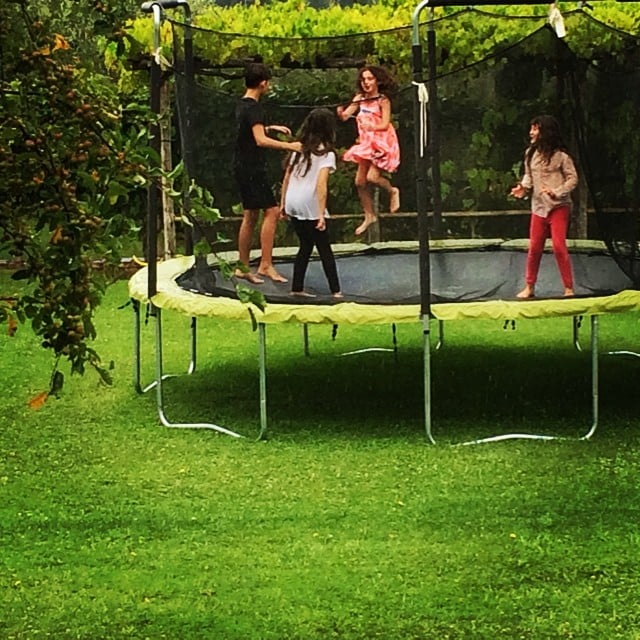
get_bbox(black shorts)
[235,167,277,210]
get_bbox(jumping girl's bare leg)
[354,162,376,236]
[366,165,400,213]
[257,205,288,283]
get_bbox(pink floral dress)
[343,96,400,173]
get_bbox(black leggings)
[290,218,341,294]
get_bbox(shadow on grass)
[147,340,640,443]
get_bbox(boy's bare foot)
[332,292,344,299]
[516,285,534,299]
[257,267,288,283]
[234,269,264,285]
[290,291,316,298]
[563,288,575,297]
[355,215,376,236]
[390,187,400,213]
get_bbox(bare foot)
[234,269,264,285]
[516,286,534,299]
[257,267,288,283]
[332,292,344,299]
[563,288,574,297]
[390,187,400,213]
[355,216,376,236]
[290,291,316,298]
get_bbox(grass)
[2,274,640,639]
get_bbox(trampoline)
[134,0,640,443]
[129,240,640,442]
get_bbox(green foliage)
[0,8,149,384]
[125,1,640,78]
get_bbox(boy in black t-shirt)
[233,63,301,284]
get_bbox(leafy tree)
[1,1,263,401]
[0,0,150,395]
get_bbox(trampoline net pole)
[412,42,431,319]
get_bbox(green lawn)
[1,277,640,639]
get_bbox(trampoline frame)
[129,249,640,442]
[135,0,638,444]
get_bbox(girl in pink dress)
[337,66,401,236]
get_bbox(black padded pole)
[147,32,161,298]
[177,5,197,254]
[412,43,431,317]
[426,20,443,239]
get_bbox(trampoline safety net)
[169,8,640,289]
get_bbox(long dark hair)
[356,65,398,98]
[525,114,569,165]
[290,108,336,177]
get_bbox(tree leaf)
[28,391,49,410]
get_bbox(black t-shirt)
[234,97,267,172]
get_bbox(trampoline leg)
[188,316,197,374]
[258,323,268,440]
[392,323,398,362]
[133,298,143,393]
[458,315,600,446]
[302,323,310,357]
[607,350,640,358]
[435,319,444,350]
[423,315,435,444]
[151,306,242,437]
[581,314,599,441]
[133,300,197,393]
[573,315,583,352]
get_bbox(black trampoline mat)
[176,248,635,305]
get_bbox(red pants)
[525,206,573,288]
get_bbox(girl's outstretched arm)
[336,93,362,121]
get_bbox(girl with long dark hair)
[281,108,343,298]
[511,115,578,298]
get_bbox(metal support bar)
[392,323,399,362]
[188,316,197,374]
[141,0,189,11]
[413,0,623,8]
[423,315,435,443]
[150,306,242,437]
[607,350,640,358]
[302,324,310,357]
[583,314,599,440]
[435,319,444,350]
[258,323,268,440]
[458,315,601,445]
[133,300,197,393]
[573,315,583,352]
